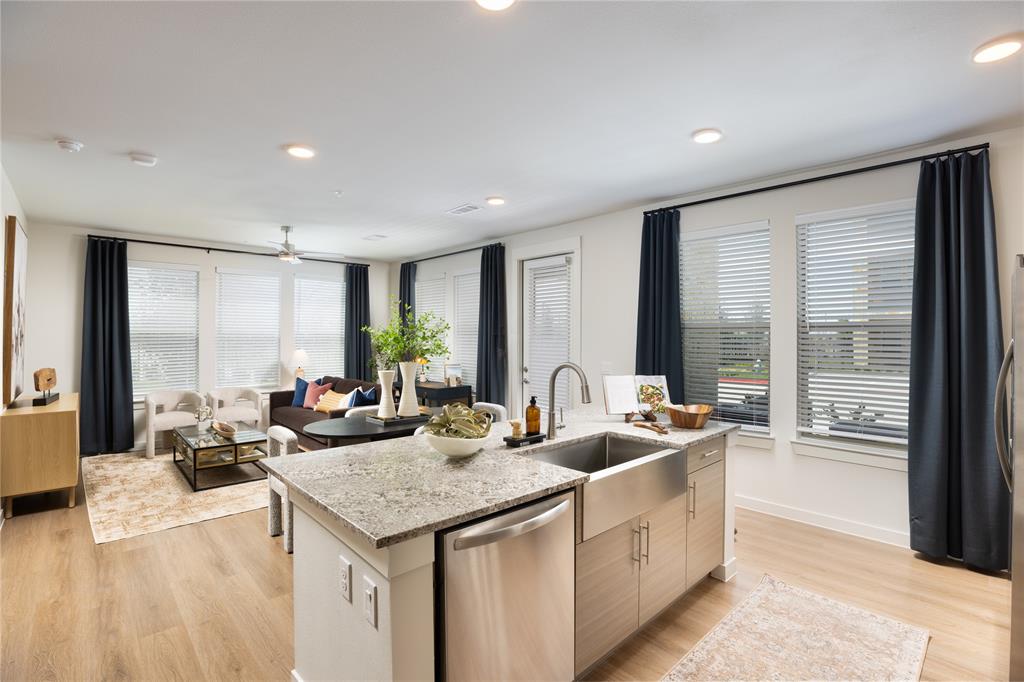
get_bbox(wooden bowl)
[665,404,713,429]
[211,420,237,438]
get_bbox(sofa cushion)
[314,389,350,414]
[271,406,328,439]
[291,376,311,407]
[303,382,334,409]
[350,386,377,407]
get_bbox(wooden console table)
[0,393,80,518]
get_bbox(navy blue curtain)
[80,237,135,454]
[635,209,683,402]
[908,149,1009,572]
[399,261,416,326]
[345,264,372,381]
[476,244,507,405]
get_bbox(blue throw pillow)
[291,377,310,407]
[349,386,377,407]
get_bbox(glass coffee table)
[171,424,268,492]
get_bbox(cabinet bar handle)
[689,482,697,518]
[641,521,651,565]
[632,526,641,564]
[702,449,719,459]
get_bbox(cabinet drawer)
[686,436,724,473]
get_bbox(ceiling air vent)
[447,203,481,216]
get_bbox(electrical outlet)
[363,576,378,629]
[338,555,352,603]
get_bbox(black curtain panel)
[908,149,1009,572]
[635,209,683,402]
[80,237,135,455]
[399,261,416,325]
[345,263,372,381]
[476,244,508,405]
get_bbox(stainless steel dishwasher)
[440,491,575,681]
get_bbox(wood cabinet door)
[575,517,640,675]
[638,494,688,625]
[685,459,725,590]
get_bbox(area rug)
[82,452,267,544]
[662,574,930,681]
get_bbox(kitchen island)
[263,409,739,681]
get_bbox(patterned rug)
[82,452,267,543]
[663,575,930,681]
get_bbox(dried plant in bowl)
[422,404,493,457]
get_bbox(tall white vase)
[376,369,397,419]
[397,361,420,417]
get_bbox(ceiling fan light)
[476,0,515,10]
[972,35,1023,63]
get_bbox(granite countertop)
[262,407,739,549]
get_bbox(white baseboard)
[736,494,910,548]
[290,670,304,682]
[712,557,737,582]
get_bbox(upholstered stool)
[266,425,299,553]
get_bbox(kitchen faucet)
[547,362,592,439]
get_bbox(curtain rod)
[644,142,990,216]
[410,241,502,265]
[87,234,370,267]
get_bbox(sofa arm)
[269,390,294,412]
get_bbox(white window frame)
[680,220,771,433]
[215,267,282,390]
[795,198,916,450]
[127,260,201,401]
[293,274,346,381]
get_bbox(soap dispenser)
[525,396,541,436]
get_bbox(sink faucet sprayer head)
[581,382,592,404]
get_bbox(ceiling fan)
[268,225,305,264]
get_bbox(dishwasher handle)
[453,499,571,551]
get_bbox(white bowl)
[424,433,487,458]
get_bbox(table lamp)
[290,349,310,379]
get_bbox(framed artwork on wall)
[3,215,28,406]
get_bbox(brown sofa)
[269,376,385,450]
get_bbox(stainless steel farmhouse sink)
[525,434,686,540]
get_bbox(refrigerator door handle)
[453,499,570,551]
[995,338,1014,492]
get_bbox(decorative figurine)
[32,367,59,406]
[510,420,523,439]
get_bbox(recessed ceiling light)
[485,196,506,206]
[476,0,515,10]
[284,144,316,159]
[55,138,84,153]
[332,190,344,197]
[972,34,1023,63]
[692,128,723,144]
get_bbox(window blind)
[796,201,915,444]
[127,264,199,400]
[525,255,572,412]
[216,270,281,388]
[453,272,480,389]
[415,277,447,381]
[294,276,345,381]
[680,223,771,429]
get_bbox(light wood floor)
[1,486,1011,681]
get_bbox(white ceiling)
[2,1,1022,261]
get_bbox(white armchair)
[344,405,380,419]
[145,390,204,458]
[267,426,299,553]
[208,387,263,430]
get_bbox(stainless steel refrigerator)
[996,254,1023,680]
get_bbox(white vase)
[397,361,420,417]
[376,369,397,419]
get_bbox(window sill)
[733,430,775,450]
[790,437,907,472]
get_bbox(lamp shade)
[290,349,310,369]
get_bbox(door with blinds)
[522,255,573,412]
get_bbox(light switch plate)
[362,576,378,629]
[338,555,352,603]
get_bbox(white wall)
[1,165,27,406]
[391,126,1024,547]
[23,222,392,446]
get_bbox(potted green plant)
[363,299,449,418]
